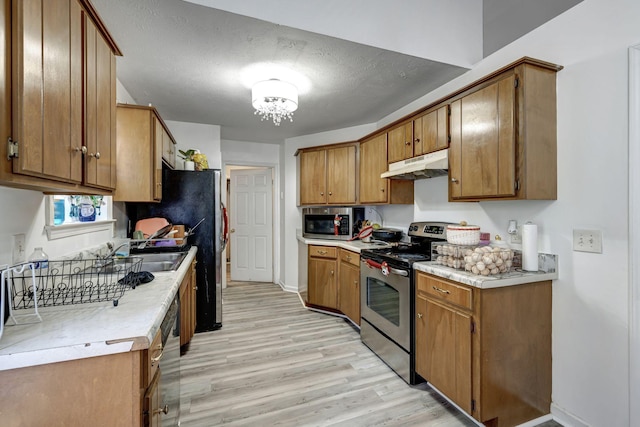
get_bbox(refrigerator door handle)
[221,203,229,250]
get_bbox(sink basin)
[135,252,187,272]
[86,252,188,274]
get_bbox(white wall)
[165,120,221,169]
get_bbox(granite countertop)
[296,232,391,253]
[0,246,197,371]
[414,260,558,289]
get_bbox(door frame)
[629,43,640,427]
[222,161,279,289]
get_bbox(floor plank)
[179,280,560,427]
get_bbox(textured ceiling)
[90,0,581,144]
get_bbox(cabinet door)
[326,145,356,204]
[299,150,327,205]
[387,122,413,163]
[84,14,116,189]
[415,292,428,379]
[12,0,83,184]
[308,257,337,309]
[338,256,360,325]
[425,298,472,414]
[144,370,161,427]
[162,127,176,168]
[449,75,516,199]
[359,134,388,204]
[152,116,163,201]
[415,106,449,156]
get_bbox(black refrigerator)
[127,168,223,332]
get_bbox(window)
[45,195,115,240]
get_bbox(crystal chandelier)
[251,79,298,126]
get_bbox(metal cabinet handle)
[432,285,450,295]
[317,250,327,255]
[151,344,164,364]
[345,255,351,261]
[154,405,169,415]
[417,313,423,319]
[451,178,458,183]
[89,152,101,159]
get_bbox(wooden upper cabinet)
[387,122,413,163]
[114,105,169,202]
[84,11,117,190]
[297,143,357,206]
[162,126,177,168]
[299,149,326,205]
[414,105,449,156]
[5,0,121,192]
[359,134,388,204]
[326,145,356,204]
[11,0,83,184]
[449,61,559,201]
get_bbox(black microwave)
[302,207,365,240]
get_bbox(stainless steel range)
[360,221,450,384]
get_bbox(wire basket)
[8,257,143,309]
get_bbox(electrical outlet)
[573,229,603,253]
[510,226,522,244]
[12,233,26,265]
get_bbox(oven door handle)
[364,259,409,277]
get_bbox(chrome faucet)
[94,242,129,268]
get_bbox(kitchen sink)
[135,252,188,272]
[87,252,188,274]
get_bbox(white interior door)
[230,168,273,282]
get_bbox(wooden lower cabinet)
[180,260,197,349]
[337,249,360,326]
[415,271,552,426]
[307,245,338,309]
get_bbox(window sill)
[45,220,116,240]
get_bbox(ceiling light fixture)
[251,79,298,126]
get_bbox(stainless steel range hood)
[381,149,449,180]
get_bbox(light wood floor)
[179,279,561,427]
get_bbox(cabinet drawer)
[416,273,472,310]
[309,245,337,259]
[339,249,359,266]
[145,328,162,386]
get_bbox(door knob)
[230,228,236,233]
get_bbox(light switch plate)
[12,233,26,264]
[573,229,603,253]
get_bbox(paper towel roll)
[522,222,538,271]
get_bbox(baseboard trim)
[551,403,590,427]
[278,280,298,293]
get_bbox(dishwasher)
[158,295,181,426]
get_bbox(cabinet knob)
[328,191,332,196]
[320,192,324,196]
[75,146,88,154]
[414,138,420,143]
[89,152,101,159]
[330,270,334,275]
[380,188,385,193]
[405,141,411,145]
[417,313,423,319]
[451,178,458,183]
[346,255,351,261]
[353,280,358,286]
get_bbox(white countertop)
[0,247,197,371]
[296,233,391,253]
[414,261,558,289]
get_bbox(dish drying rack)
[0,258,142,340]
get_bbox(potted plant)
[178,149,197,170]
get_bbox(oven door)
[360,258,410,351]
